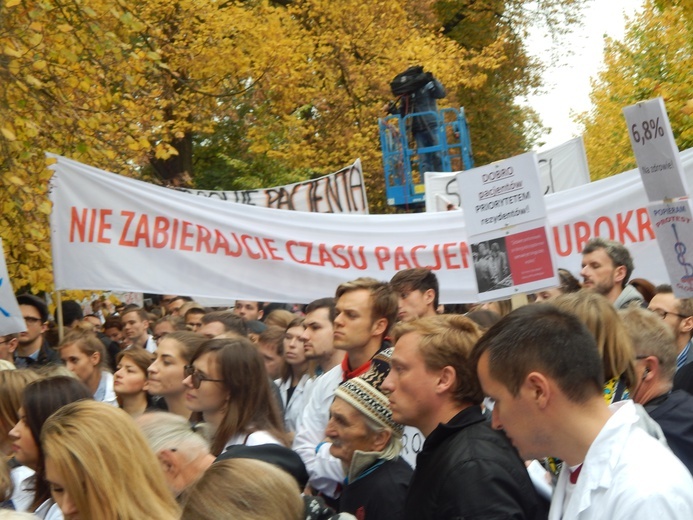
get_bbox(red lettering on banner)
[410,245,425,268]
[332,245,350,269]
[286,241,310,264]
[553,226,572,256]
[69,207,112,244]
[375,247,391,270]
[170,219,179,249]
[97,209,112,244]
[240,234,262,260]
[153,217,169,248]
[426,245,442,270]
[574,221,590,253]
[179,221,194,251]
[263,239,283,261]
[349,246,368,270]
[393,247,412,270]
[617,211,636,243]
[637,208,654,241]
[70,207,87,243]
[443,243,460,269]
[196,225,212,253]
[133,214,151,247]
[119,211,136,246]
[594,216,615,240]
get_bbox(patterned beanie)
[334,347,404,436]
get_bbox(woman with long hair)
[147,331,205,418]
[276,318,312,435]
[8,376,92,517]
[0,371,41,456]
[114,349,154,417]
[553,291,636,403]
[56,329,116,406]
[183,337,288,455]
[41,400,179,520]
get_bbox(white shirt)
[550,400,693,520]
[292,364,345,497]
[224,430,283,451]
[275,373,313,433]
[94,370,118,407]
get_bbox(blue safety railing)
[379,107,473,207]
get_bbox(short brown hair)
[392,315,485,405]
[390,268,439,308]
[335,278,397,335]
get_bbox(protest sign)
[0,239,27,335]
[623,97,688,201]
[49,149,693,304]
[176,160,368,214]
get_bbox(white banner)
[0,239,27,335]
[49,149,693,304]
[425,136,591,212]
[175,160,368,214]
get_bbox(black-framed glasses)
[649,308,689,320]
[23,317,43,324]
[184,365,224,389]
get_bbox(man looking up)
[580,237,643,309]
[382,314,542,520]
[15,294,60,368]
[300,298,344,376]
[293,278,397,500]
[648,285,693,371]
[474,304,693,519]
[121,307,157,353]
[389,268,439,322]
[234,300,264,321]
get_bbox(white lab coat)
[550,400,693,520]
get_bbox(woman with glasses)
[147,331,205,419]
[183,337,288,456]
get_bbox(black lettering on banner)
[348,166,367,212]
[445,178,461,207]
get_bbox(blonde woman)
[180,458,303,520]
[41,400,179,520]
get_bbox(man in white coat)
[474,304,693,520]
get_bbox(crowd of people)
[1,237,693,519]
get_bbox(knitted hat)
[334,347,403,436]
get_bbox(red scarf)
[341,355,372,381]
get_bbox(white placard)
[648,199,693,297]
[623,97,688,201]
[0,239,28,335]
[456,152,546,236]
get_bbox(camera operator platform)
[379,66,474,208]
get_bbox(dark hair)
[201,311,248,337]
[57,300,83,326]
[472,304,604,404]
[23,376,93,510]
[190,338,287,455]
[390,268,440,309]
[582,238,634,286]
[103,317,123,331]
[161,331,207,363]
[304,298,335,322]
[557,268,581,293]
[16,294,49,323]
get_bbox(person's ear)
[371,428,392,452]
[523,372,551,409]
[423,289,435,307]
[157,449,180,477]
[436,366,456,395]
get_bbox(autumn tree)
[577,0,693,180]
[1,0,508,290]
[432,0,585,165]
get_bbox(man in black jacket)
[382,314,544,520]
